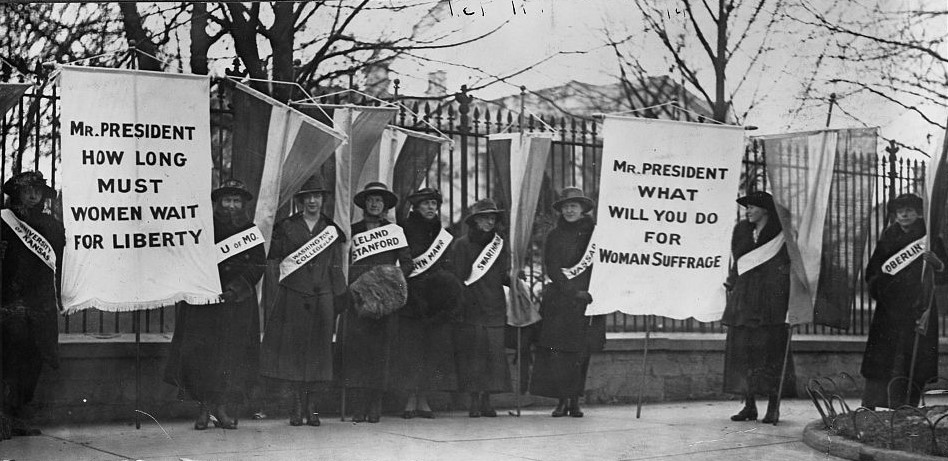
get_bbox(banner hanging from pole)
[586,116,744,321]
[0,83,31,116]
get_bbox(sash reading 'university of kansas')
[409,227,453,278]
[0,209,56,271]
[217,225,264,262]
[464,233,504,286]
[736,233,785,276]
[350,223,408,263]
[882,236,926,276]
[562,240,596,280]
[279,225,339,281]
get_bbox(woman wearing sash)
[861,193,946,409]
[260,176,346,427]
[343,182,413,423]
[0,171,64,438]
[391,187,461,419]
[450,198,511,417]
[164,179,266,430]
[723,191,794,424]
[531,187,606,418]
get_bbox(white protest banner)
[586,116,744,321]
[60,66,221,313]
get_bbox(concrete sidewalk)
[2,399,840,460]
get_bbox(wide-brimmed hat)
[354,182,398,209]
[212,178,253,202]
[464,198,504,225]
[888,193,923,214]
[2,171,54,199]
[553,186,595,213]
[736,190,776,214]
[407,187,443,206]
[294,175,331,198]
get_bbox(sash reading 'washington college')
[279,225,339,281]
[882,236,926,276]
[562,240,596,280]
[736,233,786,276]
[464,233,504,286]
[216,225,264,263]
[351,223,408,263]
[0,209,56,271]
[409,227,453,278]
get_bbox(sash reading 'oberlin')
[409,227,453,278]
[562,240,596,280]
[736,232,786,276]
[279,225,339,281]
[882,236,926,276]
[351,223,408,263]
[0,209,56,271]
[464,233,504,286]
[217,225,264,262]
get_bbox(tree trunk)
[270,2,295,102]
[713,0,729,123]
[118,3,162,71]
[189,3,210,75]
[226,3,267,93]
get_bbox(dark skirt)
[1,315,44,414]
[530,347,592,399]
[341,311,396,390]
[723,325,796,397]
[862,377,924,409]
[260,290,335,383]
[455,324,511,393]
[390,316,457,392]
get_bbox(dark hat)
[2,171,54,199]
[552,186,595,213]
[464,198,504,225]
[407,187,443,206]
[888,193,923,214]
[354,182,398,210]
[294,175,331,198]
[212,178,253,202]
[736,190,776,214]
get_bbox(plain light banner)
[586,116,744,321]
[59,66,220,313]
[365,126,448,222]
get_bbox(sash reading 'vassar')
[0,208,56,271]
[562,240,596,280]
[464,233,504,286]
[217,225,264,262]
[409,227,453,278]
[736,232,786,276]
[882,236,927,276]
[350,223,408,263]
[279,225,339,281]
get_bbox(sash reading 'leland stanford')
[279,225,339,281]
[464,233,504,286]
[0,209,56,271]
[409,227,453,278]
[217,225,264,263]
[736,233,786,276]
[882,236,926,276]
[562,240,596,280]
[351,223,408,263]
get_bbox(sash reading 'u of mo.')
[562,240,596,280]
[279,225,339,281]
[216,225,264,262]
[736,233,785,276]
[409,227,453,278]
[464,233,503,286]
[0,209,56,271]
[882,236,926,276]
[351,223,408,263]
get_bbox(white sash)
[464,234,504,286]
[882,236,926,276]
[350,223,408,263]
[1,209,56,271]
[561,240,596,280]
[279,225,339,281]
[736,233,785,276]
[409,227,453,278]
[217,225,264,263]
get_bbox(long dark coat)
[259,213,346,384]
[1,205,64,414]
[861,220,947,407]
[164,217,266,405]
[531,216,606,399]
[341,219,413,390]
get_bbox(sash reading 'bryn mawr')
[217,225,264,262]
[409,227,453,278]
[0,209,56,271]
[279,225,339,281]
[882,236,927,276]
[562,240,596,280]
[350,223,408,263]
[464,233,504,286]
[736,233,786,276]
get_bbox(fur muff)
[350,264,408,319]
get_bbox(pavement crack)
[44,433,133,459]
[619,438,801,460]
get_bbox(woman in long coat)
[165,179,266,430]
[722,191,794,424]
[531,187,605,418]
[260,176,347,427]
[861,193,946,409]
[450,198,511,417]
[0,171,64,438]
[342,182,413,423]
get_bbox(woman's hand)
[923,251,945,272]
[574,291,593,304]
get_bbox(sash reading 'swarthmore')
[562,240,596,280]
[279,225,339,281]
[0,209,56,271]
[736,233,786,276]
[882,236,926,276]
[351,223,408,263]
[216,225,264,262]
[409,227,453,278]
[464,233,504,286]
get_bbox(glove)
[574,291,593,304]
[221,289,237,303]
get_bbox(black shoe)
[762,409,780,424]
[307,413,321,427]
[468,409,481,418]
[730,406,758,421]
[10,419,41,436]
[415,410,434,419]
[402,410,416,419]
[212,405,238,430]
[289,393,304,426]
[306,393,321,427]
[479,393,497,417]
[367,395,381,423]
[352,414,366,423]
[552,399,568,418]
[194,406,211,430]
[567,398,584,418]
